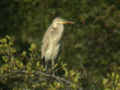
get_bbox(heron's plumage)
[41,17,73,70]
[41,18,64,61]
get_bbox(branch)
[0,69,73,85]
[16,69,73,85]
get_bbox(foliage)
[0,0,120,89]
[0,36,81,89]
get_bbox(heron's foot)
[52,72,55,77]
[51,67,56,75]
[52,71,55,76]
[46,68,51,74]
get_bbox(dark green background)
[0,0,120,89]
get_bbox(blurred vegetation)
[0,36,81,89]
[0,0,120,89]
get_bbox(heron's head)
[52,17,74,28]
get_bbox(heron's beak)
[61,21,74,24]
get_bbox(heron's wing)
[41,27,53,59]
[51,44,60,60]
[41,38,49,59]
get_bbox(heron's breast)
[46,44,60,56]
[51,26,64,42]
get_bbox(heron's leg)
[46,60,51,73]
[45,61,48,71]
[42,57,46,68]
[42,58,49,72]
[52,59,55,75]
[52,60,55,69]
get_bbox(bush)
[0,36,81,90]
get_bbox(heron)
[41,17,74,72]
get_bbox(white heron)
[41,17,74,71]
